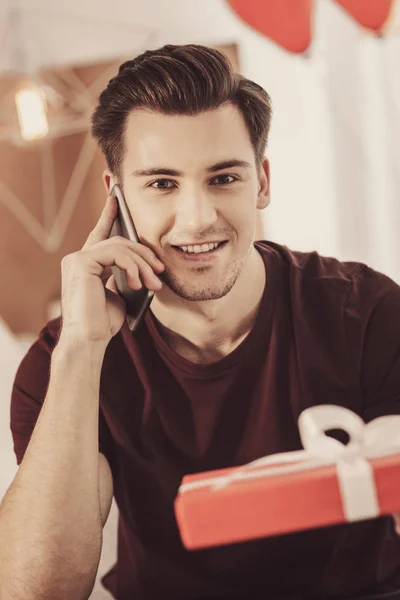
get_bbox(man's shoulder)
[12,316,62,398]
[257,240,399,296]
[256,240,367,282]
[37,316,63,348]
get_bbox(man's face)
[114,104,269,302]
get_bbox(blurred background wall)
[1,0,400,597]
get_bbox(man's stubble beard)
[158,249,251,302]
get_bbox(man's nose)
[174,191,218,230]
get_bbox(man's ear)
[103,169,116,195]
[257,158,271,210]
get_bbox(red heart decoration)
[226,0,313,54]
[334,0,393,31]
[226,0,393,54]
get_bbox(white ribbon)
[179,405,400,522]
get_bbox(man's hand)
[59,194,164,345]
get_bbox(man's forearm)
[0,337,107,600]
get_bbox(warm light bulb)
[15,85,49,141]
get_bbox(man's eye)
[212,175,237,185]
[149,179,175,189]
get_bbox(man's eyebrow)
[206,159,252,173]
[130,159,252,178]
[130,167,181,177]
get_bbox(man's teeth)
[179,242,221,253]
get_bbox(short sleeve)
[344,265,400,422]
[10,317,113,467]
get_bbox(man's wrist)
[54,332,108,365]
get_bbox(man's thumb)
[105,274,118,294]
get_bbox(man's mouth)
[172,241,228,254]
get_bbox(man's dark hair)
[91,44,272,182]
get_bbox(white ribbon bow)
[180,405,400,522]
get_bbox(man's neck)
[149,247,267,364]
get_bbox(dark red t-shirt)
[10,241,400,599]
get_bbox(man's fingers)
[83,195,117,249]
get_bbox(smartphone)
[109,184,154,332]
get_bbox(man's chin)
[166,283,231,302]
[160,271,238,302]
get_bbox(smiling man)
[5,44,400,600]
[109,105,269,364]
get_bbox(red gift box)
[174,405,400,550]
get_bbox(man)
[2,44,400,600]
